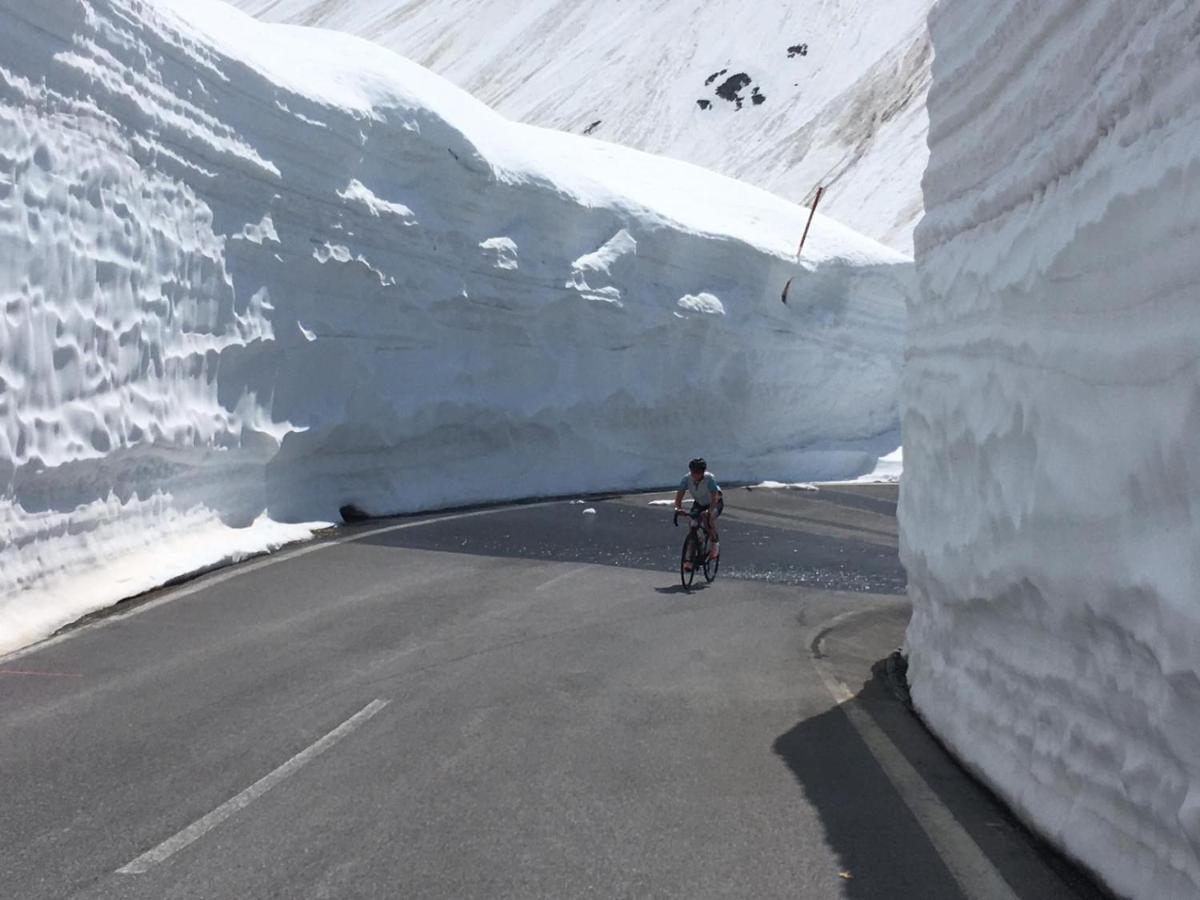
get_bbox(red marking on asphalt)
[0,669,83,678]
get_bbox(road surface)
[0,485,1108,898]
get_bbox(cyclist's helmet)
[688,457,706,473]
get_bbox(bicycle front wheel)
[680,533,698,588]
[704,551,719,582]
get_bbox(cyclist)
[674,457,722,569]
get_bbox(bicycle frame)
[673,506,719,587]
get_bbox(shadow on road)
[773,660,1113,899]
[652,583,712,595]
[774,674,962,897]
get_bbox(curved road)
[1,485,1107,898]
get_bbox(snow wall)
[0,0,910,654]
[901,1,1200,896]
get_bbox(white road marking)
[117,699,389,875]
[808,608,1020,900]
[1,503,553,665]
[534,565,593,593]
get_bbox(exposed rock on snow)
[228,0,935,254]
[902,2,1200,897]
[0,0,909,653]
[712,73,754,108]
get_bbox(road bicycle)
[673,505,720,588]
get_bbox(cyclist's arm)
[673,488,686,511]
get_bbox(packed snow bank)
[901,2,1200,896]
[0,0,909,653]
[231,0,933,254]
[817,445,901,486]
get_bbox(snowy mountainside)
[230,0,933,254]
[0,0,909,653]
[903,1,1200,897]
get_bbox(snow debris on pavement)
[0,0,910,654]
[902,3,1200,897]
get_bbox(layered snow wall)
[902,1,1200,896]
[0,0,910,653]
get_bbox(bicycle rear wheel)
[680,533,698,588]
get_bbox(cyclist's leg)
[683,522,700,571]
[708,499,722,557]
[693,502,718,560]
[683,504,700,572]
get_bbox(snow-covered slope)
[902,2,1200,897]
[0,0,909,654]
[230,0,932,255]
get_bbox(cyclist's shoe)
[683,561,693,572]
[709,543,720,561]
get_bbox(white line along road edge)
[2,502,559,665]
[808,608,1020,900]
[118,699,390,875]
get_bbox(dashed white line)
[117,699,390,874]
[2,503,552,665]
[534,565,593,593]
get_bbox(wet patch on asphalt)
[357,486,906,596]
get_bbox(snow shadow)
[773,687,963,897]
[773,661,1114,899]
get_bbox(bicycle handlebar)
[673,508,702,527]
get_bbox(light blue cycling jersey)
[680,473,721,506]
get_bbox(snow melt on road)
[0,0,909,653]
[902,2,1200,896]
[230,0,933,255]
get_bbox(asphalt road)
[0,485,1108,899]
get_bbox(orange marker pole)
[796,185,824,258]
[782,186,825,304]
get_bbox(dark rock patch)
[715,72,753,104]
[700,69,767,111]
[583,120,602,135]
[788,43,809,58]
